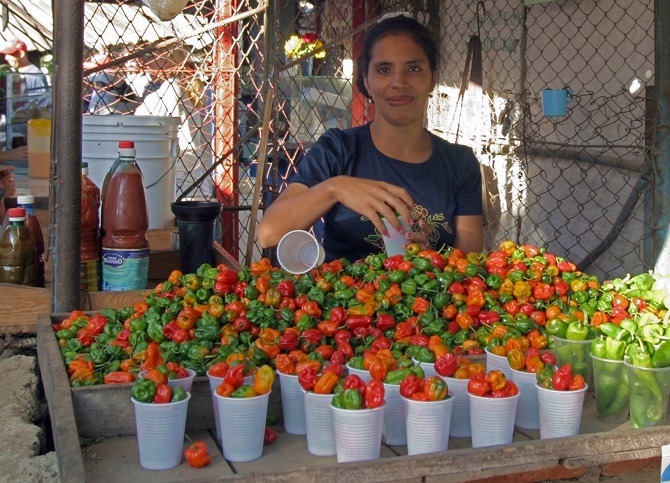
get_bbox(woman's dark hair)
[356,15,438,99]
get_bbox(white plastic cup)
[412,358,437,378]
[469,392,519,448]
[403,395,454,455]
[485,347,512,379]
[381,216,413,256]
[303,390,336,456]
[131,393,191,470]
[206,370,224,445]
[332,404,385,463]
[216,391,270,462]
[346,363,372,383]
[382,383,406,445]
[276,230,326,274]
[279,371,306,435]
[536,383,587,439]
[445,377,471,438]
[510,368,540,430]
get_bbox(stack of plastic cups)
[278,371,306,435]
[132,393,191,470]
[332,404,385,463]
[445,376,471,438]
[303,390,336,456]
[215,391,271,462]
[510,368,540,430]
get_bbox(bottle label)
[101,248,150,291]
[81,258,101,293]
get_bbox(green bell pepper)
[384,367,413,385]
[565,321,589,341]
[545,318,568,339]
[652,341,670,368]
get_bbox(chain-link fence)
[74,0,658,280]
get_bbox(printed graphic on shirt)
[363,204,452,251]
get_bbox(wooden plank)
[147,227,178,252]
[0,284,51,334]
[79,289,149,312]
[215,241,242,271]
[36,313,87,483]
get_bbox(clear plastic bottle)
[16,194,45,287]
[81,162,101,292]
[0,207,36,285]
[101,141,150,291]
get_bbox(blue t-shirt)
[290,124,482,261]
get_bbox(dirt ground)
[0,339,58,483]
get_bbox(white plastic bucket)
[82,115,180,229]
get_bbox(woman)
[258,15,483,261]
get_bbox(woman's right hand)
[330,176,415,237]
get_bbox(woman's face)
[363,33,436,128]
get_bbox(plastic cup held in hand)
[332,404,385,463]
[303,390,336,456]
[510,368,540,430]
[215,391,270,462]
[382,383,406,445]
[624,359,670,428]
[445,377,471,438]
[469,392,519,448]
[536,383,587,439]
[132,393,191,470]
[381,216,412,256]
[277,230,325,274]
[403,395,454,455]
[591,354,629,423]
[279,372,306,435]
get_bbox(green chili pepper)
[384,367,413,385]
[342,388,363,409]
[652,341,670,368]
[231,385,257,398]
[131,379,156,403]
[147,322,166,343]
[331,392,346,409]
[401,280,417,295]
[565,321,589,341]
[605,337,626,361]
[544,318,568,339]
[590,336,607,359]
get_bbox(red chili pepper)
[337,340,354,359]
[232,316,251,332]
[278,331,299,351]
[277,279,295,297]
[375,313,395,331]
[330,306,347,325]
[330,349,346,365]
[342,374,366,395]
[383,254,404,270]
[399,374,424,398]
[552,363,573,391]
[346,315,373,330]
[435,353,458,377]
[410,334,430,347]
[217,269,239,284]
[333,329,351,345]
[317,320,339,337]
[264,426,278,445]
[224,364,246,390]
[297,366,318,391]
[154,384,172,404]
[371,336,392,352]
[314,344,335,361]
[234,281,249,298]
[184,441,212,468]
[364,380,385,408]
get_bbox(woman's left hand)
[405,219,432,251]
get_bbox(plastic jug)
[27,118,51,179]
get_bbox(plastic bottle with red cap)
[100,141,150,291]
[0,207,36,285]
